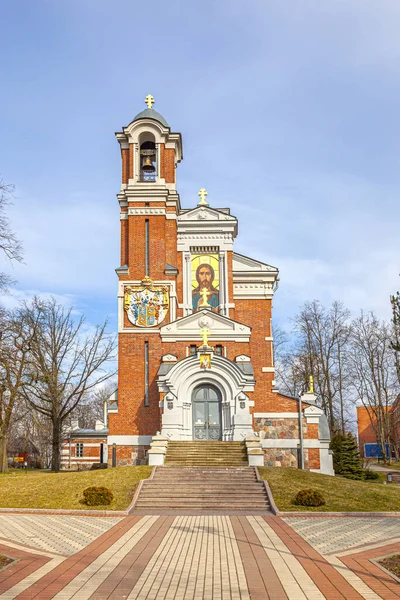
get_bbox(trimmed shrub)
[82,486,113,506]
[293,489,326,507]
[363,469,380,481]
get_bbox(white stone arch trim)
[125,120,170,145]
[158,355,255,441]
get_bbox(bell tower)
[108,97,183,464]
[115,95,183,282]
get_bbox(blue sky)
[1,0,399,332]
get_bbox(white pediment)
[233,252,279,300]
[233,252,278,274]
[159,309,251,342]
[178,206,236,222]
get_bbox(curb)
[0,507,127,516]
[279,511,400,517]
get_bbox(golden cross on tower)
[145,94,155,109]
[200,326,210,347]
[197,188,209,206]
[307,375,314,394]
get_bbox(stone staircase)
[132,466,271,512]
[164,441,247,466]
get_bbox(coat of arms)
[124,276,169,327]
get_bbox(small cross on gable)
[197,188,209,206]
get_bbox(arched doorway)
[192,385,222,441]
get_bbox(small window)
[215,345,223,356]
[189,345,197,356]
[76,443,84,457]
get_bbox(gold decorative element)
[200,354,211,369]
[124,279,169,327]
[200,326,210,347]
[145,94,155,109]
[141,275,153,287]
[198,287,211,307]
[197,188,209,206]
[307,375,314,394]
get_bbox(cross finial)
[145,94,155,109]
[197,188,209,206]
[307,375,314,394]
[200,326,210,347]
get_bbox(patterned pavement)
[0,515,122,556]
[283,517,400,555]
[0,514,398,599]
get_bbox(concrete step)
[135,502,269,510]
[132,465,270,512]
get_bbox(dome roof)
[132,108,169,128]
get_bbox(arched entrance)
[192,385,222,441]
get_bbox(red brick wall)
[357,406,380,457]
[307,424,319,439]
[121,148,129,184]
[120,217,128,265]
[160,144,175,183]
[308,448,320,469]
[392,395,400,452]
[129,143,134,179]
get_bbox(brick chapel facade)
[63,97,334,475]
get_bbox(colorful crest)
[124,277,169,328]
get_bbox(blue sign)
[364,443,390,458]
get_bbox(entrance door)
[192,385,222,440]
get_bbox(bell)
[142,156,155,172]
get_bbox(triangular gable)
[159,308,251,342]
[233,252,278,273]
[178,206,237,222]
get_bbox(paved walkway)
[0,514,399,599]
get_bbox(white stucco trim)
[128,207,166,216]
[260,439,330,449]
[158,354,255,441]
[261,367,275,373]
[61,456,100,461]
[254,412,299,418]
[107,435,152,445]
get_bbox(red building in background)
[357,405,394,459]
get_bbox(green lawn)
[0,466,152,511]
[259,467,400,512]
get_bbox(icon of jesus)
[192,263,219,311]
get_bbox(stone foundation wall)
[254,417,308,439]
[262,447,309,469]
[108,445,148,466]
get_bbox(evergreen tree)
[330,433,364,480]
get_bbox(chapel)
[62,96,333,475]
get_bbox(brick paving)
[0,514,398,598]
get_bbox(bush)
[363,469,380,480]
[330,433,364,480]
[293,489,326,507]
[82,486,114,506]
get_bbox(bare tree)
[20,297,116,472]
[391,291,400,386]
[293,300,351,433]
[348,312,398,462]
[0,180,23,291]
[0,307,38,472]
[67,381,117,430]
